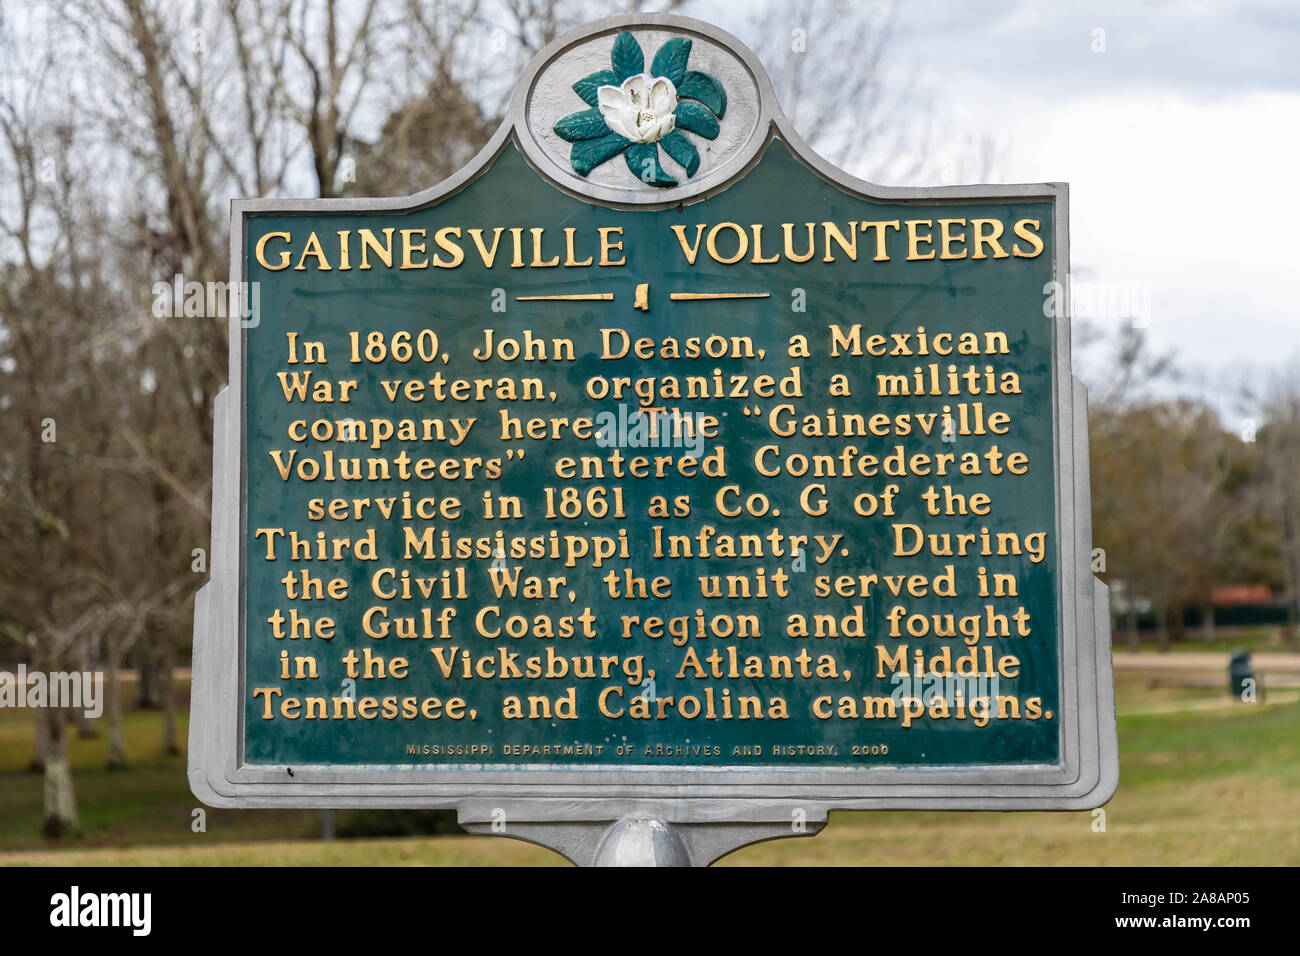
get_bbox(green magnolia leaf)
[553,108,610,142]
[624,142,677,187]
[557,33,723,183]
[673,101,720,140]
[659,130,700,177]
[572,69,617,107]
[651,37,692,86]
[610,31,644,82]
[678,70,727,119]
[571,133,631,176]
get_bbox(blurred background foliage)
[0,0,1297,848]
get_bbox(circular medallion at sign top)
[516,17,769,208]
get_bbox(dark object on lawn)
[1229,650,1257,702]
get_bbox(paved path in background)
[1113,652,1300,671]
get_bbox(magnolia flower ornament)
[553,32,727,187]
[598,74,678,144]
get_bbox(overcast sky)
[720,0,1300,391]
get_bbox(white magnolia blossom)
[597,73,677,144]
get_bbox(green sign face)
[191,15,1116,818]
[242,141,1060,769]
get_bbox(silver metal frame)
[189,13,1118,862]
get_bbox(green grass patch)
[1119,625,1296,655]
[1,678,1296,865]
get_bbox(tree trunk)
[1156,606,1170,652]
[137,644,160,710]
[41,708,78,837]
[1126,607,1139,652]
[1201,603,1216,643]
[75,642,99,739]
[106,637,128,770]
[29,694,49,772]
[162,636,179,755]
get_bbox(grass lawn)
[0,671,1296,866]
[1117,625,1298,655]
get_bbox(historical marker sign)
[191,13,1117,864]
